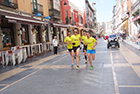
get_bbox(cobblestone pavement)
[0,38,140,94]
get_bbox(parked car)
[107,34,120,49]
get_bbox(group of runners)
[64,28,98,70]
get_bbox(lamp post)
[61,0,67,6]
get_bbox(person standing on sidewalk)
[70,28,82,70]
[137,29,140,50]
[84,31,98,70]
[64,31,74,68]
[81,30,88,64]
[53,36,58,55]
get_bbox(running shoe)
[90,66,93,70]
[71,64,73,68]
[85,60,88,64]
[76,66,79,70]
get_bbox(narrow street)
[0,38,140,94]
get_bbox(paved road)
[0,38,140,94]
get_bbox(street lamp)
[61,0,67,6]
[64,1,67,6]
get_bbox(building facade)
[131,0,140,36]
[113,0,140,38]
[105,21,113,34]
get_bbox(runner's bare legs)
[76,48,80,66]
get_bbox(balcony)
[32,2,43,15]
[0,0,18,9]
[84,23,87,28]
[131,0,140,16]
[71,20,76,26]
[121,11,129,21]
[66,19,72,24]
[49,8,60,20]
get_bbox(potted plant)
[59,39,62,42]
[46,40,50,42]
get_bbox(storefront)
[52,23,69,42]
[0,9,47,50]
[0,15,16,50]
[121,20,129,36]
[19,24,29,45]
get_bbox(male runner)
[84,31,98,69]
[70,28,82,70]
[82,30,88,64]
[64,31,74,68]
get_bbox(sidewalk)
[0,47,67,71]
[123,39,139,49]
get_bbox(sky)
[69,0,116,24]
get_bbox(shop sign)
[8,19,17,23]
[132,15,140,22]
[21,14,31,17]
[33,17,42,20]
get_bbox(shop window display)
[2,28,13,48]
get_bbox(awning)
[90,29,95,33]
[116,19,128,29]
[5,16,44,24]
[0,9,47,25]
[53,23,69,28]
[132,15,140,22]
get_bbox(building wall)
[17,0,32,13]
[40,0,49,16]
[17,0,49,16]
[61,0,71,24]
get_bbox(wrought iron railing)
[0,0,18,9]
[49,8,60,20]
[32,2,43,15]
[71,20,76,26]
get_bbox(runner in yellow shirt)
[70,28,82,70]
[64,31,74,68]
[84,31,98,70]
[82,30,88,64]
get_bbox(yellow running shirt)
[84,37,97,50]
[71,34,81,47]
[64,36,73,49]
[82,35,87,44]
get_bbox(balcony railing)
[0,0,18,9]
[121,11,129,20]
[66,19,72,24]
[71,20,76,26]
[131,0,140,15]
[32,2,43,15]
[49,8,60,20]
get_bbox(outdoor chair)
[5,50,16,66]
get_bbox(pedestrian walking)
[81,30,88,64]
[137,29,140,50]
[70,28,82,70]
[53,36,58,55]
[84,31,98,70]
[64,31,74,68]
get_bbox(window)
[79,15,82,24]
[71,12,73,20]
[66,9,68,24]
